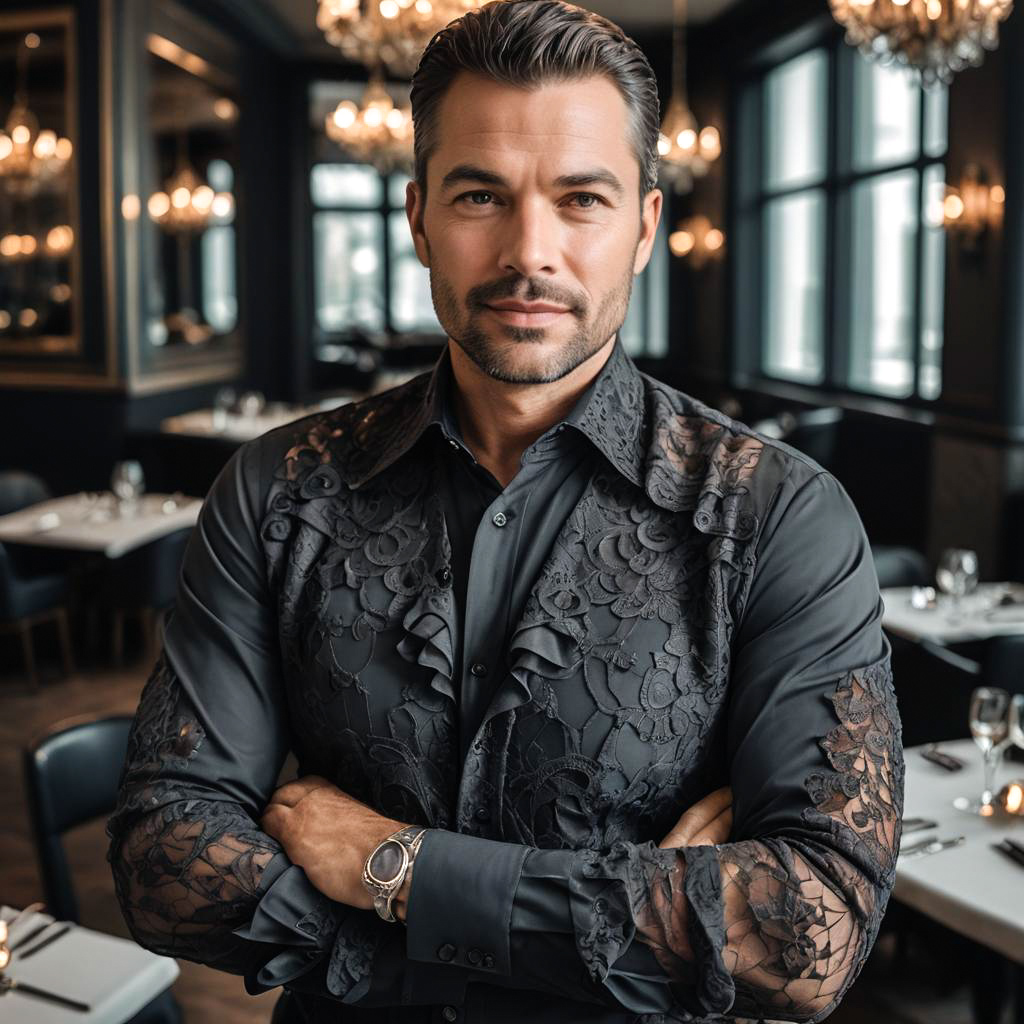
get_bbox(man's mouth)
[483,300,571,327]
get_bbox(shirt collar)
[341,335,646,490]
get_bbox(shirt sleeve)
[404,468,904,1022]
[104,439,402,1005]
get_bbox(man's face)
[406,72,662,385]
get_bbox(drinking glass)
[1009,694,1024,751]
[110,460,145,512]
[935,548,980,621]
[212,386,237,430]
[956,685,1012,815]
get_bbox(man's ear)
[633,187,663,275]
[406,180,430,268]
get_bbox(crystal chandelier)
[317,0,484,77]
[147,136,233,234]
[668,215,725,268]
[0,34,73,199]
[658,0,721,195]
[325,77,414,173]
[829,0,1014,86]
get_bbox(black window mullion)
[822,39,841,390]
[910,88,928,401]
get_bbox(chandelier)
[317,0,484,77]
[325,77,414,173]
[668,215,725,268]
[0,33,73,199]
[147,136,233,234]
[658,0,721,195]
[829,0,1014,86]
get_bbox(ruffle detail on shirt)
[491,620,582,720]
[397,588,456,702]
[680,844,734,1015]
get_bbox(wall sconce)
[943,163,1004,248]
[668,214,725,269]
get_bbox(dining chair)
[0,471,75,689]
[22,713,183,1024]
[93,527,193,668]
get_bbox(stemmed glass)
[955,685,1012,815]
[110,460,145,515]
[1009,694,1024,751]
[935,548,980,622]
[212,386,237,431]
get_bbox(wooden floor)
[0,629,1000,1024]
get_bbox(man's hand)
[260,775,411,914]
[658,786,733,849]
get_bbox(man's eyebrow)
[438,164,626,198]
[439,165,509,192]
[552,170,625,198]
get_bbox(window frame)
[731,23,949,407]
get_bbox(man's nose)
[496,198,560,278]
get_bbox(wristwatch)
[362,825,427,923]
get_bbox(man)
[107,2,903,1023]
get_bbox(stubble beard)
[429,261,636,386]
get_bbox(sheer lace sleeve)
[105,442,390,1002]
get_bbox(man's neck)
[448,336,616,488]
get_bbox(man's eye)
[460,191,495,205]
[568,193,603,209]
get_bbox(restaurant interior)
[1,0,1024,1021]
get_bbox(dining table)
[0,491,201,560]
[897,738,1024,965]
[882,582,1024,646]
[0,904,179,1023]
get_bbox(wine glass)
[1009,694,1024,751]
[212,386,237,430]
[935,548,980,622]
[956,685,1012,815]
[110,460,145,513]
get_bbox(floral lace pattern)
[107,340,901,1021]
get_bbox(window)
[309,81,668,359]
[735,39,948,401]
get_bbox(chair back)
[22,715,134,922]
[0,471,51,517]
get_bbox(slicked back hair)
[410,0,661,201]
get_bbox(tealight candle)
[998,779,1024,814]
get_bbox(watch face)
[369,839,404,883]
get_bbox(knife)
[0,977,90,1012]
[16,922,72,959]
[900,834,965,857]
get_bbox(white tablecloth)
[0,492,201,558]
[881,583,1024,644]
[0,906,179,1023]
[896,739,1024,963]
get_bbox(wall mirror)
[0,9,80,358]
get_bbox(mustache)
[466,276,586,315]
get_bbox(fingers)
[689,806,733,847]
[666,786,732,845]
[268,775,333,808]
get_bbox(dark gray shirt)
[107,339,904,1024]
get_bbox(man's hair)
[410,0,661,200]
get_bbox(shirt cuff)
[405,829,530,978]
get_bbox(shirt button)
[438,566,452,588]
[442,1006,458,1022]
[483,953,495,969]
[469,662,488,677]
[437,943,456,962]
[448,439,459,449]
[475,807,489,821]
[467,947,482,965]
[594,898,608,914]
[492,511,508,527]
